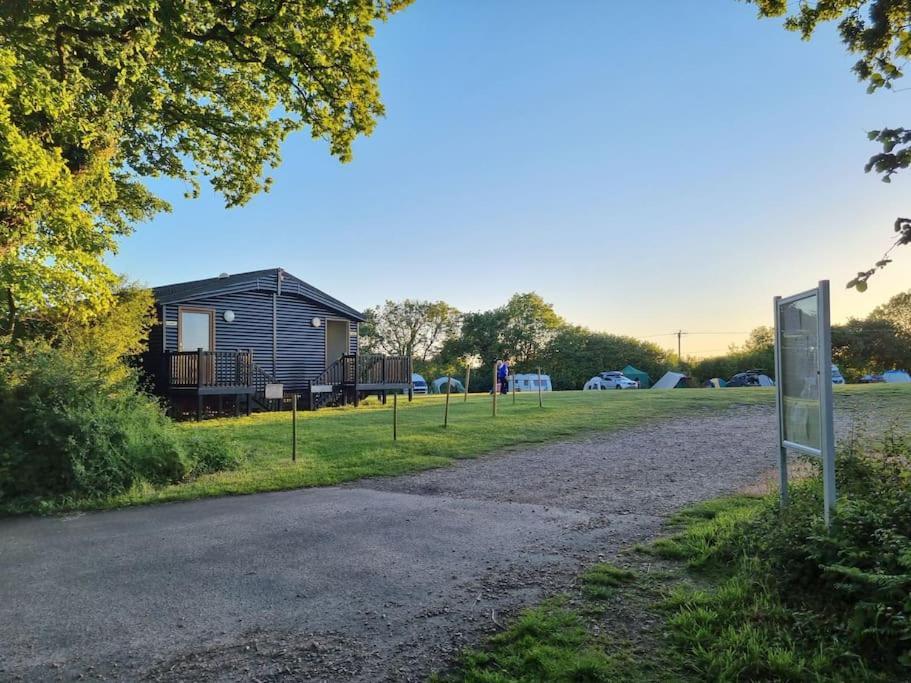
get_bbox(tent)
[704,378,728,388]
[883,369,911,383]
[583,376,609,390]
[653,371,689,389]
[430,376,466,394]
[622,365,651,389]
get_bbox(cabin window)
[178,307,215,351]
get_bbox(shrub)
[0,343,190,505]
[742,440,911,671]
[181,430,245,476]
[660,436,911,680]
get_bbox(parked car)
[411,373,428,394]
[859,373,885,383]
[726,369,774,387]
[597,371,639,389]
[831,364,845,385]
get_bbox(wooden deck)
[160,350,411,419]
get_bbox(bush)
[743,438,911,672]
[0,344,191,505]
[181,430,245,476]
[659,435,911,680]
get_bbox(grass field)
[81,382,909,512]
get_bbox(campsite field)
[84,383,910,511]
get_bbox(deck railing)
[356,353,411,385]
[164,350,412,392]
[164,350,253,389]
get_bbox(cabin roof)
[153,268,365,321]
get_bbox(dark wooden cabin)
[145,268,411,419]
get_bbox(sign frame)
[264,383,284,400]
[773,280,836,526]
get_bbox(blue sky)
[111,0,911,357]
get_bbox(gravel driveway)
[0,404,821,681]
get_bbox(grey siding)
[157,289,358,391]
[276,296,342,391]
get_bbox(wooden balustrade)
[164,350,253,389]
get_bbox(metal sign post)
[774,280,836,526]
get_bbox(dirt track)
[0,404,821,681]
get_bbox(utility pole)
[676,330,687,362]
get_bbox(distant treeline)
[688,289,911,384]
[361,293,673,391]
[361,289,911,389]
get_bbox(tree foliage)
[869,288,911,335]
[747,0,911,288]
[0,0,411,336]
[360,299,461,362]
[689,326,775,384]
[833,317,911,379]
[444,293,564,372]
[399,292,672,390]
[537,326,671,390]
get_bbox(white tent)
[883,370,911,383]
[430,376,465,394]
[583,376,610,390]
[582,375,613,391]
[653,371,688,389]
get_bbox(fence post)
[492,362,497,417]
[443,375,452,427]
[196,348,204,421]
[464,365,470,402]
[512,372,516,404]
[393,391,398,441]
[291,393,297,462]
[538,367,543,408]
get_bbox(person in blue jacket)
[497,359,510,395]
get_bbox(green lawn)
[93,383,909,511]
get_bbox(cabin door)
[178,307,215,351]
[326,320,349,364]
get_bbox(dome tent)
[883,369,911,383]
[622,365,651,389]
[653,371,690,389]
[430,376,465,394]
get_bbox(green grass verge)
[7,383,908,514]
[445,460,911,683]
[433,572,665,683]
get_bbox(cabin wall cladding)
[163,290,358,390]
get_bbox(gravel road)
[0,404,824,681]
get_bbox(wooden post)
[196,347,204,421]
[464,365,471,402]
[538,367,543,408]
[291,393,297,462]
[511,371,516,404]
[393,391,398,441]
[492,362,497,417]
[443,375,452,427]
